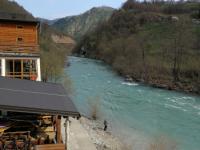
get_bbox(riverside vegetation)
[39,23,73,82]
[74,0,200,94]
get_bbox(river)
[65,56,200,150]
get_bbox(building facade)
[0,12,41,81]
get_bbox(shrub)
[88,96,101,120]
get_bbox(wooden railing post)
[56,115,62,144]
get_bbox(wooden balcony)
[6,72,37,80]
[0,44,39,54]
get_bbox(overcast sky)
[14,0,126,20]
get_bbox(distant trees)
[40,23,72,82]
[191,3,200,19]
[170,21,187,82]
[122,0,161,12]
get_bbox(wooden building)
[0,12,41,81]
[0,12,80,149]
[0,77,80,149]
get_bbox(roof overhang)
[0,12,39,24]
[0,77,80,118]
[0,104,79,117]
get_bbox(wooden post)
[13,59,14,77]
[56,115,62,144]
[21,59,23,79]
[67,118,69,147]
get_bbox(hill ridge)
[52,6,115,41]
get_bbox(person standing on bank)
[104,120,108,131]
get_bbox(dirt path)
[61,117,97,150]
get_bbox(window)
[17,37,23,42]
[6,59,37,80]
[16,25,24,29]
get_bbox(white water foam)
[107,80,111,83]
[193,105,200,110]
[165,104,187,112]
[169,98,187,106]
[122,82,138,86]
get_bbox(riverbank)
[79,117,131,150]
[122,73,200,95]
[123,74,200,96]
[65,117,130,150]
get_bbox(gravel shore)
[79,117,131,150]
[62,116,131,150]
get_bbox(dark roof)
[0,12,38,23]
[0,77,80,117]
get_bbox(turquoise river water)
[65,56,200,150]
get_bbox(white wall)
[36,58,41,81]
[1,58,5,76]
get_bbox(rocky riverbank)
[64,116,131,150]
[79,117,131,150]
[123,74,200,95]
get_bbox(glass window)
[23,60,36,73]
[31,60,37,73]
[14,60,22,73]
[5,59,37,80]
[6,59,20,78]
[23,59,30,73]
[6,60,13,73]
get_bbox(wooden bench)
[34,144,65,150]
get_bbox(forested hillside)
[0,0,73,81]
[52,6,114,41]
[74,0,200,94]
[0,0,32,16]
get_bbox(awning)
[0,77,80,117]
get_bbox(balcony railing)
[6,72,37,80]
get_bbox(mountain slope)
[74,0,200,94]
[52,6,115,40]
